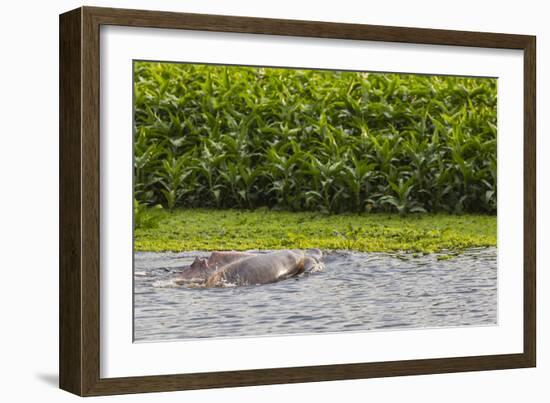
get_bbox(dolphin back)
[205,250,305,287]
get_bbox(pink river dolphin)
[173,249,323,287]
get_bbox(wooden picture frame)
[59,6,536,396]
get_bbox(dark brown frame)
[59,6,536,396]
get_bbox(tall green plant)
[133,62,497,214]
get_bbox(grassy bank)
[134,208,496,254]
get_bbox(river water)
[134,248,497,342]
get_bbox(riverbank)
[134,208,496,254]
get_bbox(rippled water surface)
[134,248,497,342]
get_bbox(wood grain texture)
[85,6,531,49]
[59,6,537,396]
[523,37,536,367]
[81,6,102,396]
[85,354,531,396]
[59,8,83,396]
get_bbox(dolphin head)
[190,256,209,270]
[174,257,213,285]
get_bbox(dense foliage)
[134,62,497,214]
[134,209,497,254]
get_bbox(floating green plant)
[134,208,496,253]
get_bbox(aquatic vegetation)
[134,208,496,253]
[133,62,497,215]
[134,199,163,229]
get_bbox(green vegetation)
[134,62,497,215]
[133,63,497,255]
[134,208,496,254]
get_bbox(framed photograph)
[59,6,536,396]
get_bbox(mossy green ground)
[135,208,496,254]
